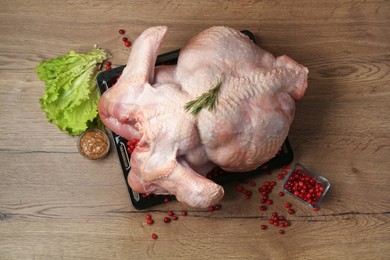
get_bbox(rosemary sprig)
[184,75,223,116]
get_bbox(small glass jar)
[282,163,330,208]
[78,129,110,160]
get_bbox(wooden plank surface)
[0,0,389,259]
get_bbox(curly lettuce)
[36,48,110,135]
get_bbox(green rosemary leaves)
[184,75,223,116]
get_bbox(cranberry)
[279,191,284,196]
[261,225,267,230]
[285,203,292,208]
[168,211,174,216]
[288,209,295,214]
[313,207,319,212]
[266,199,273,205]
[181,211,188,216]
[124,41,132,47]
[163,217,171,223]
[147,219,153,225]
[272,212,278,218]
[260,205,267,211]
[172,216,178,221]
[164,198,169,203]
[146,214,152,220]
[122,37,128,42]
[235,184,244,192]
[208,206,215,212]
[249,181,256,187]
[152,233,158,240]
[279,230,285,234]
[119,29,125,35]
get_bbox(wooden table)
[1,1,389,259]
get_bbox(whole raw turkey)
[98,26,308,208]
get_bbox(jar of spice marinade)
[78,129,110,160]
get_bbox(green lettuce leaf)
[36,48,110,135]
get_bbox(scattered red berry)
[279,230,285,234]
[208,206,215,212]
[288,209,295,214]
[168,211,174,216]
[279,191,284,196]
[126,138,139,153]
[119,29,125,35]
[172,216,178,221]
[181,211,188,216]
[164,198,169,203]
[313,207,319,212]
[285,203,292,208]
[147,219,153,225]
[261,225,267,230]
[146,214,151,220]
[249,181,256,187]
[122,37,128,42]
[235,184,244,192]
[260,205,267,211]
[163,217,171,223]
[152,233,158,240]
[124,41,132,47]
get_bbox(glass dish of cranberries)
[282,163,330,209]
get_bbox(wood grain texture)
[1,0,389,259]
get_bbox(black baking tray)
[96,30,294,210]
